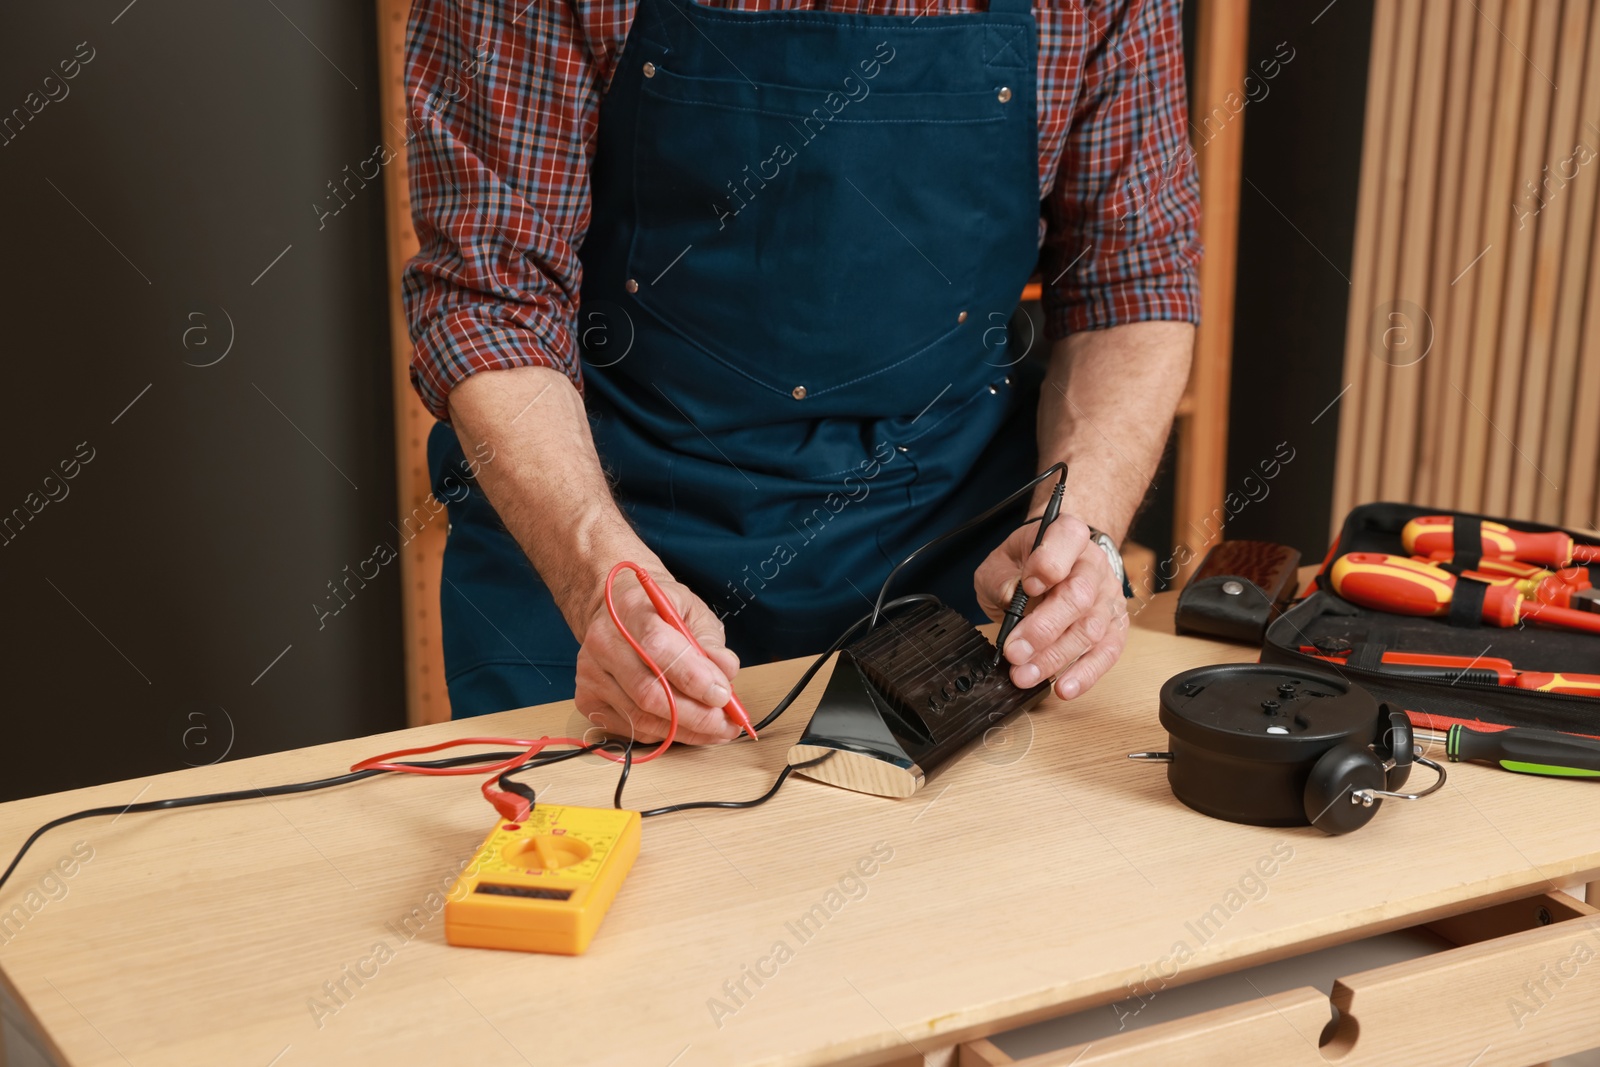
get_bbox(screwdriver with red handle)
[1515,671,1600,695]
[1402,515,1600,568]
[1299,646,1600,695]
[1327,553,1600,635]
[1300,646,1516,682]
[1420,554,1600,612]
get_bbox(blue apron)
[432,0,1043,716]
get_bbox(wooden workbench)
[1,589,1598,1066]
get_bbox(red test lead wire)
[351,736,590,822]
[349,736,587,776]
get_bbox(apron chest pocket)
[627,65,1010,410]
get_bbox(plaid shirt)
[402,0,1202,422]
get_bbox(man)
[403,0,1200,739]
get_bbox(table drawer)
[978,891,1600,1067]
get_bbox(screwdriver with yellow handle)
[1328,553,1600,635]
[1402,515,1600,568]
[1447,724,1600,778]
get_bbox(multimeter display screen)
[476,883,573,901]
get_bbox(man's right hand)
[572,565,743,746]
[447,367,743,745]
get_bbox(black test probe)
[992,471,1068,667]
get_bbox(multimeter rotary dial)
[505,835,593,871]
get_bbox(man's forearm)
[1034,321,1196,541]
[447,365,656,636]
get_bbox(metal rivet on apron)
[988,384,999,395]
[896,445,909,453]
[957,310,968,323]
[625,278,639,293]
[643,62,657,78]
[1004,375,1013,386]
[997,87,1013,103]
[791,385,808,400]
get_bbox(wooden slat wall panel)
[1333,0,1404,523]
[1428,0,1501,508]
[1513,0,1593,517]
[1568,164,1600,526]
[1414,3,1477,504]
[1459,0,1531,513]
[1483,1,1561,512]
[1355,0,1421,507]
[1335,0,1600,534]
[1540,2,1600,519]
[1380,0,1450,502]
[1562,6,1600,529]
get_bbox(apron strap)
[988,0,1033,15]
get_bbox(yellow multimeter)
[444,804,641,955]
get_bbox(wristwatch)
[1087,526,1131,597]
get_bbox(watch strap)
[1087,526,1133,599]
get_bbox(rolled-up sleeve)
[1040,0,1202,340]
[402,1,619,421]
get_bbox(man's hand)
[984,320,1192,702]
[448,366,743,744]
[573,565,744,746]
[975,515,1130,701]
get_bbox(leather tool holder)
[1175,540,1303,644]
[788,599,1050,797]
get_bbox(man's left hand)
[974,515,1130,700]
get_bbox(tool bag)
[1258,502,1600,735]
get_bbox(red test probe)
[608,562,757,740]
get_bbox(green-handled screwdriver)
[1446,724,1600,778]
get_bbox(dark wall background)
[1222,0,1375,561]
[1,1,403,801]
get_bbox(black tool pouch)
[1259,503,1600,734]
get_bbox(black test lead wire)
[868,461,1067,628]
[1,471,1071,888]
[0,748,551,894]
